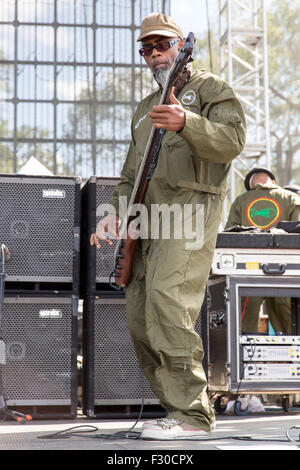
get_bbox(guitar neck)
[117,32,195,236]
[127,77,173,210]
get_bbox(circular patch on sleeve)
[181,90,196,105]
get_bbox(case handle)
[262,263,286,275]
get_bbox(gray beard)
[153,66,170,88]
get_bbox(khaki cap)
[137,12,184,42]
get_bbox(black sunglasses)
[139,39,181,57]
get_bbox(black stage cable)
[37,386,300,444]
[37,342,300,444]
[286,425,300,443]
[38,367,145,440]
[37,425,100,440]
[37,427,299,444]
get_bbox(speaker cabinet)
[82,295,160,418]
[82,294,205,418]
[0,174,81,290]
[0,295,78,418]
[81,176,120,294]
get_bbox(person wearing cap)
[225,167,300,334]
[91,12,246,440]
[225,167,300,230]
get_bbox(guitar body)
[113,236,139,287]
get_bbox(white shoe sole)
[140,427,211,440]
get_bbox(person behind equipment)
[91,12,246,440]
[225,167,300,334]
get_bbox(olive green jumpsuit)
[225,183,300,334]
[109,69,246,431]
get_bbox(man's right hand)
[90,214,120,249]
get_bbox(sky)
[170,0,219,37]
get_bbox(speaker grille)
[92,297,157,404]
[0,176,79,282]
[83,295,205,414]
[1,296,77,405]
[95,180,119,282]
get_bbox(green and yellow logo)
[246,197,281,229]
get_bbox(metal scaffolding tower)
[218,0,271,202]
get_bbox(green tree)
[0,50,59,175]
[267,0,300,185]
[64,67,155,175]
[0,119,14,173]
[193,0,300,188]
[193,31,219,74]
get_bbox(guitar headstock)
[168,32,195,91]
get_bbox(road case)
[206,233,300,414]
[212,232,300,276]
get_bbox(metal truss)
[218,0,271,202]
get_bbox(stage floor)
[0,408,300,452]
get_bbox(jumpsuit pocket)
[176,179,222,196]
[165,131,185,147]
[176,180,219,229]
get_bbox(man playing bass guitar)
[91,12,246,440]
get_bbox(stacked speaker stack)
[0,173,208,420]
[0,174,80,419]
[80,176,166,418]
